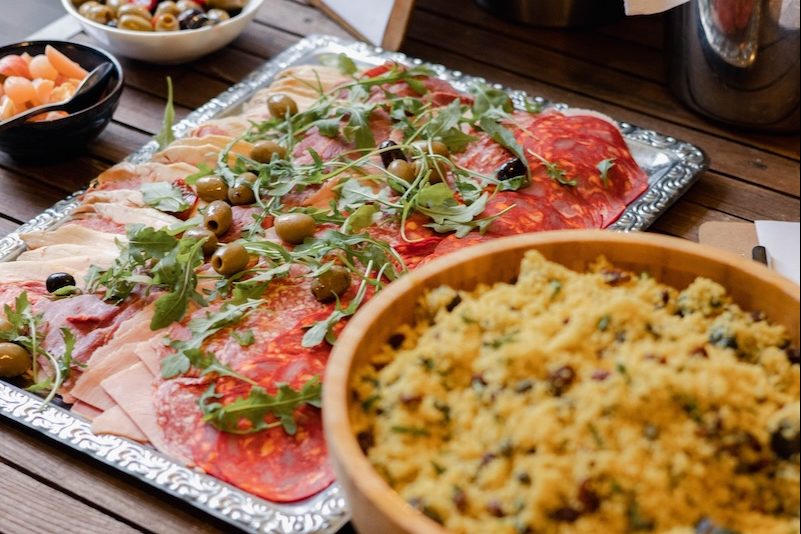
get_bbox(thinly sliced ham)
[191,116,251,138]
[21,224,123,251]
[79,189,144,209]
[0,256,105,284]
[73,203,181,229]
[101,362,188,462]
[243,65,348,119]
[17,243,120,267]
[153,137,253,168]
[91,405,148,443]
[70,400,103,421]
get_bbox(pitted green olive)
[414,158,447,184]
[0,317,12,334]
[211,243,249,276]
[118,13,154,31]
[204,200,233,236]
[78,1,101,16]
[117,4,152,20]
[267,94,299,119]
[183,227,218,256]
[387,160,415,183]
[154,13,180,31]
[206,8,230,23]
[105,0,128,15]
[155,0,180,16]
[195,175,228,202]
[206,0,246,10]
[250,140,286,163]
[311,266,352,303]
[228,181,256,206]
[274,213,316,245]
[0,342,31,378]
[413,139,450,158]
[83,4,115,24]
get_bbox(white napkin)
[624,0,690,15]
[755,221,801,285]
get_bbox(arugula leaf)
[200,376,322,435]
[341,101,376,149]
[150,237,206,330]
[141,182,190,213]
[413,184,510,238]
[320,53,358,76]
[184,163,214,186]
[478,116,528,166]
[342,204,378,234]
[313,118,341,138]
[597,158,616,187]
[232,329,255,347]
[161,299,264,379]
[470,82,513,120]
[528,150,576,187]
[155,76,175,150]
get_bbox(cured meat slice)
[91,405,148,443]
[21,224,122,251]
[0,256,105,284]
[243,65,349,119]
[101,362,188,462]
[94,162,198,191]
[70,400,103,421]
[73,203,181,229]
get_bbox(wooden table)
[1,1,799,532]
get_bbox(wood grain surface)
[0,0,799,532]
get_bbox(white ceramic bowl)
[61,0,264,64]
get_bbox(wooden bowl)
[323,230,800,534]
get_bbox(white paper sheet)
[624,0,689,15]
[320,0,395,46]
[755,221,801,285]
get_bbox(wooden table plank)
[0,461,142,534]
[0,423,223,534]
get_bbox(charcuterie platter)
[0,35,707,533]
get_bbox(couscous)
[351,251,800,533]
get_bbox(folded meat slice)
[79,189,144,209]
[153,136,253,168]
[69,304,156,409]
[243,65,349,119]
[21,224,123,250]
[70,400,103,421]
[0,256,109,284]
[73,203,181,229]
[191,116,252,138]
[91,405,148,443]
[94,162,198,191]
[101,362,187,462]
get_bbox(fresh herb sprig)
[200,376,322,435]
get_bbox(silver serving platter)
[0,35,708,533]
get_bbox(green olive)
[104,0,128,15]
[118,13,154,31]
[206,8,230,23]
[227,181,256,206]
[83,4,115,24]
[311,266,352,303]
[155,0,180,16]
[206,0,245,10]
[414,158,447,184]
[204,200,233,236]
[176,0,202,12]
[154,13,179,31]
[211,243,249,276]
[117,4,152,19]
[239,171,258,185]
[274,213,316,244]
[195,175,228,202]
[413,140,450,158]
[0,317,12,334]
[183,227,218,256]
[250,140,286,163]
[267,94,299,119]
[387,160,415,183]
[78,1,101,17]
[0,342,31,378]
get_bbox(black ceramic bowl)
[0,40,123,160]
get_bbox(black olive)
[378,139,406,168]
[46,272,76,294]
[770,422,800,460]
[496,158,527,181]
[785,346,800,365]
[177,9,209,29]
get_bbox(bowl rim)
[61,0,266,37]
[0,39,123,128]
[323,229,801,534]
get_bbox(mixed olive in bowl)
[61,0,265,64]
[72,0,247,32]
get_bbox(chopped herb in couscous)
[351,251,800,534]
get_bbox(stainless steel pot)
[667,0,800,132]
[475,0,624,27]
